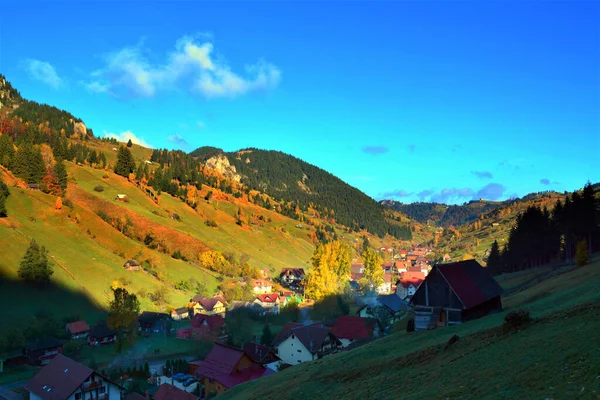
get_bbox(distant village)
[1,245,507,400]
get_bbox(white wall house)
[25,354,123,400]
[276,334,316,366]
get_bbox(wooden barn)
[410,260,503,330]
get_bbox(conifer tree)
[114,146,136,178]
[486,240,502,276]
[0,194,7,218]
[127,139,133,148]
[261,324,273,345]
[54,160,68,193]
[18,239,53,285]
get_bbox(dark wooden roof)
[421,260,503,309]
[24,354,92,399]
[25,338,63,352]
[89,321,118,338]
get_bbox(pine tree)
[127,139,133,148]
[114,146,136,177]
[0,194,7,218]
[0,179,9,198]
[17,239,53,285]
[261,324,273,345]
[486,240,502,276]
[54,160,68,193]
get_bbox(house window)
[99,386,106,394]
[297,349,302,353]
[75,393,82,400]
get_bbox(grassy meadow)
[220,258,600,400]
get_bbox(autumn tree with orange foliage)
[55,197,62,210]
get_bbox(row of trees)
[0,178,9,217]
[487,182,598,275]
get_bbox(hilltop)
[380,199,504,227]
[219,259,600,400]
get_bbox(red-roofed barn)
[332,316,378,347]
[410,260,503,330]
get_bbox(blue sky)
[1,1,598,204]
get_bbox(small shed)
[115,194,128,202]
[123,259,141,271]
[410,260,503,330]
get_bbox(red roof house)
[193,343,273,397]
[65,321,90,339]
[154,383,198,400]
[332,316,377,347]
[189,314,225,341]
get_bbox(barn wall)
[412,269,462,309]
[463,296,502,322]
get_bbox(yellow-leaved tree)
[199,250,231,274]
[362,247,384,292]
[305,240,353,301]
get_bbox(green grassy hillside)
[220,259,600,400]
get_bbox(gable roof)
[154,383,198,400]
[171,307,189,315]
[191,314,224,331]
[396,279,423,289]
[252,279,271,288]
[212,365,274,389]
[280,268,305,277]
[0,387,23,400]
[350,264,364,274]
[399,271,425,281]
[194,343,247,378]
[272,322,303,346]
[332,316,376,340]
[256,293,279,303]
[377,294,410,313]
[242,342,278,364]
[25,354,93,399]
[417,260,503,309]
[286,325,338,354]
[89,321,118,339]
[191,296,225,311]
[66,321,89,335]
[25,338,63,352]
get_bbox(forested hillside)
[190,147,412,240]
[380,199,503,227]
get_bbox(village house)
[193,343,274,397]
[395,260,411,274]
[190,296,227,316]
[279,268,305,286]
[24,338,63,366]
[170,307,190,321]
[65,321,90,340]
[242,342,280,371]
[411,260,503,330]
[396,278,424,301]
[88,322,118,346]
[378,273,393,294]
[228,301,265,316]
[331,316,378,348]
[25,354,124,400]
[377,294,410,325]
[153,383,198,400]
[138,312,170,333]
[115,194,128,202]
[253,294,280,314]
[251,279,272,294]
[272,322,341,366]
[186,314,225,342]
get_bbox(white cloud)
[23,59,63,89]
[197,121,206,129]
[103,130,153,148]
[86,34,281,99]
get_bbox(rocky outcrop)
[205,154,242,183]
[73,121,87,137]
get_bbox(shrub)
[102,173,110,179]
[96,210,111,223]
[205,219,218,228]
[171,250,187,261]
[94,185,105,192]
[62,198,74,208]
[503,309,531,330]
